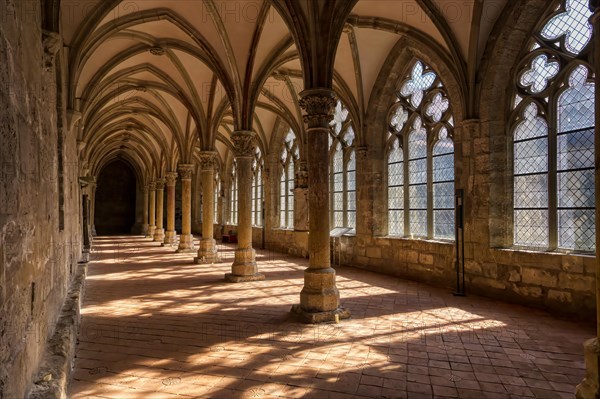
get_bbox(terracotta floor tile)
[67,236,594,399]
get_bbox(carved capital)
[155,178,166,190]
[299,89,337,129]
[144,184,150,193]
[231,131,256,158]
[198,151,218,171]
[178,164,194,180]
[42,30,62,71]
[356,146,368,161]
[148,181,157,191]
[165,172,178,186]
[343,22,354,34]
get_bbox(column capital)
[155,178,166,189]
[178,164,194,180]
[144,184,150,193]
[148,181,157,190]
[165,172,178,186]
[299,88,337,129]
[356,146,368,161]
[198,151,218,171]
[231,131,256,158]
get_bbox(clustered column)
[153,178,166,242]
[147,181,157,238]
[195,151,219,263]
[576,3,600,399]
[177,164,195,253]
[142,184,149,236]
[291,89,350,323]
[225,131,265,282]
[164,172,178,246]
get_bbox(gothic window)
[512,0,594,252]
[280,129,298,229]
[386,61,455,239]
[252,148,264,227]
[329,100,356,230]
[214,172,220,224]
[230,160,238,225]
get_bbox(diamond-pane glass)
[347,152,356,228]
[558,67,594,133]
[520,54,560,93]
[559,209,595,251]
[388,142,404,236]
[400,62,437,107]
[434,210,454,240]
[425,93,449,122]
[540,0,592,55]
[514,103,548,141]
[514,175,549,209]
[515,210,549,247]
[558,170,594,208]
[410,210,427,238]
[433,138,454,239]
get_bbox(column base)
[225,248,264,282]
[153,228,165,242]
[290,304,350,324]
[91,225,97,236]
[194,238,220,263]
[225,273,265,283]
[141,223,149,236]
[163,230,176,246]
[576,338,600,399]
[299,267,343,312]
[176,233,196,253]
[147,225,156,238]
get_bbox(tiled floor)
[69,236,593,399]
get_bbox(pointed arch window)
[386,61,455,239]
[230,160,238,225]
[329,101,356,230]
[512,0,594,252]
[280,129,298,229]
[252,148,264,227]
[214,172,220,224]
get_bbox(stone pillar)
[576,3,600,398]
[294,161,309,232]
[291,89,350,323]
[177,164,196,252]
[142,184,149,235]
[225,131,265,282]
[195,152,220,263]
[148,181,157,238]
[153,178,166,242]
[164,172,178,246]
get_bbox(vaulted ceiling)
[58,0,510,180]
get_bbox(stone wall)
[0,1,82,397]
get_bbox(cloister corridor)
[68,236,592,399]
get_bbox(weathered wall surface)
[0,1,82,397]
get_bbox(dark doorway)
[95,160,137,235]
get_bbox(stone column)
[153,178,166,242]
[164,172,178,246]
[195,152,220,263]
[225,131,265,282]
[291,89,350,323]
[142,184,149,235]
[177,164,196,252]
[294,161,309,232]
[148,181,157,238]
[576,3,600,398]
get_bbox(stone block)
[561,256,584,274]
[407,251,418,264]
[419,253,434,265]
[547,289,572,303]
[558,273,595,292]
[471,276,506,291]
[366,246,381,259]
[521,267,558,288]
[512,285,543,299]
[465,260,482,275]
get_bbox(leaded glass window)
[230,161,238,225]
[252,148,264,227]
[329,100,356,231]
[386,61,455,240]
[512,0,594,252]
[280,129,298,229]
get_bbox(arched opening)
[95,160,137,235]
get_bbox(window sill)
[494,246,595,257]
[384,235,455,246]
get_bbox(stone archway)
[95,160,137,235]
